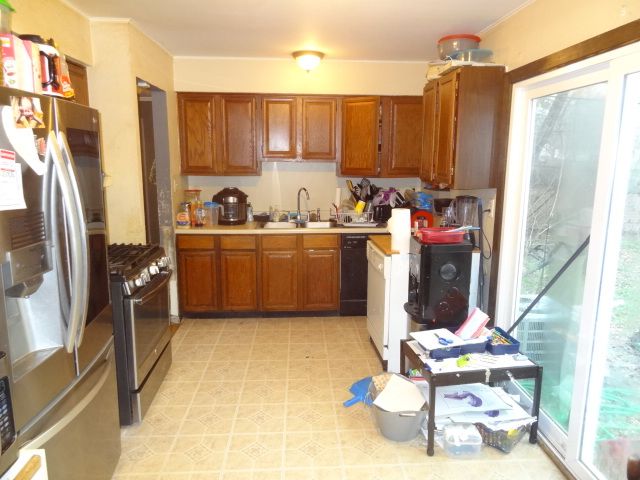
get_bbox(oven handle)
[133,270,172,305]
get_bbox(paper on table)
[373,374,426,412]
[432,383,510,416]
[455,308,490,340]
[410,328,488,351]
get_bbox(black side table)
[400,339,544,456]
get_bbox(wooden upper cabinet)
[380,96,422,177]
[219,95,259,175]
[262,96,297,158]
[433,73,457,187]
[341,96,380,176]
[428,66,506,189]
[301,97,337,160]
[260,96,337,162]
[178,93,216,174]
[420,82,437,183]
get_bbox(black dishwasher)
[340,234,368,315]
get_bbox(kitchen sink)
[261,221,297,229]
[260,221,336,229]
[300,221,335,229]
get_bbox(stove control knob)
[149,264,160,275]
[134,276,145,287]
[140,269,151,283]
[157,256,171,269]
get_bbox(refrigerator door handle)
[48,131,85,353]
[58,130,90,348]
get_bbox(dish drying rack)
[334,211,374,225]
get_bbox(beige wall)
[12,0,92,64]
[481,0,640,70]
[174,57,426,95]
[89,20,181,244]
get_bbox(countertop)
[176,222,388,235]
[368,234,397,255]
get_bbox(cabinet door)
[178,93,217,174]
[220,250,258,310]
[262,96,297,159]
[261,250,298,310]
[301,97,337,160]
[380,96,422,177]
[433,73,458,187]
[219,95,259,175]
[420,82,437,183]
[301,248,339,310]
[341,96,379,176]
[178,250,218,312]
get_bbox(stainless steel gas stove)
[108,243,173,425]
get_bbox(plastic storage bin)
[369,383,426,442]
[443,423,483,457]
[486,327,520,355]
[475,423,528,453]
[415,227,465,245]
[437,34,481,60]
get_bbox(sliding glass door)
[498,43,640,480]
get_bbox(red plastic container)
[416,227,465,244]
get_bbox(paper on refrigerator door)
[1,104,46,176]
[0,149,26,211]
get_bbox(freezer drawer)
[20,341,121,480]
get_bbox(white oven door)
[366,241,390,359]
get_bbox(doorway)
[136,79,172,245]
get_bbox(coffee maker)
[405,236,473,331]
[212,187,248,225]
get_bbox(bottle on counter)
[176,202,191,228]
[247,203,254,222]
[194,200,206,227]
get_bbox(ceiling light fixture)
[292,50,324,72]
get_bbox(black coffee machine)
[405,236,473,331]
[212,187,248,225]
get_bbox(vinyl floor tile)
[114,316,567,480]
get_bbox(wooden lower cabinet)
[301,234,339,311]
[261,251,298,310]
[178,233,338,314]
[178,250,218,312]
[302,249,339,310]
[219,235,258,311]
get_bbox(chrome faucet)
[297,187,310,221]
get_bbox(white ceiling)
[66,0,532,61]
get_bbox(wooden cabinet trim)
[177,234,215,250]
[261,235,298,250]
[302,234,339,249]
[220,235,256,250]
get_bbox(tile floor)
[112,316,567,480]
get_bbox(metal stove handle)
[133,270,172,305]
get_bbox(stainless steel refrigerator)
[0,88,120,478]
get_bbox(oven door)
[123,270,172,390]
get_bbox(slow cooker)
[212,187,248,225]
